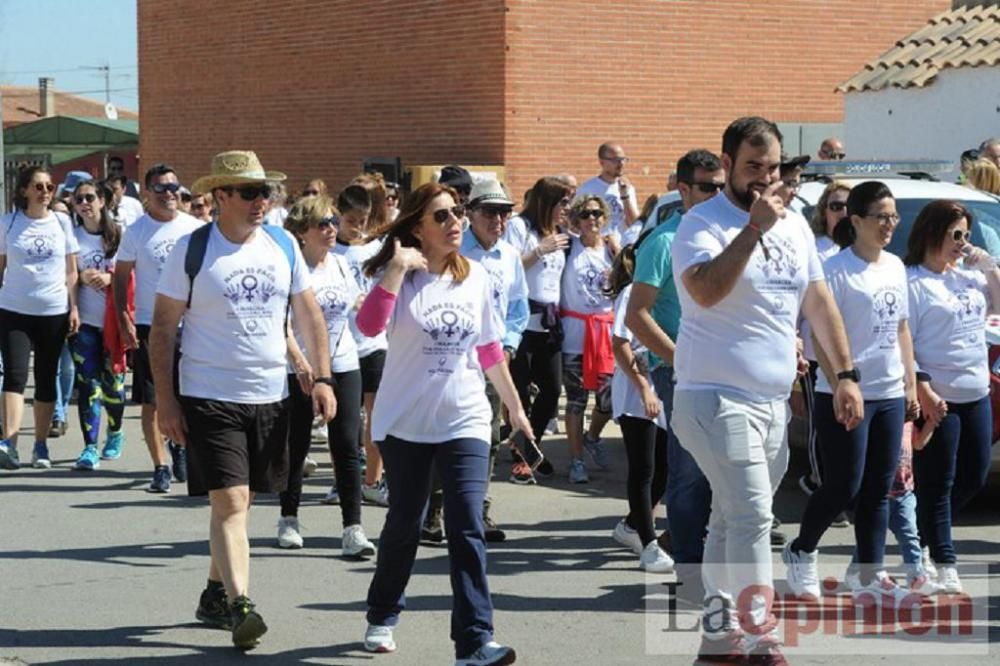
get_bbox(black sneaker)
[421,507,445,545]
[770,529,787,547]
[147,465,171,493]
[656,529,672,555]
[230,595,267,650]
[168,441,188,482]
[48,419,67,438]
[483,514,506,543]
[196,584,232,630]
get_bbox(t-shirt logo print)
[152,239,176,266]
[872,287,903,347]
[951,283,987,343]
[317,287,349,332]
[756,237,800,279]
[225,273,278,304]
[425,309,475,342]
[25,234,55,259]
[578,267,608,306]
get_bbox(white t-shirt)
[114,196,145,228]
[371,262,502,443]
[672,193,824,402]
[560,238,613,355]
[0,210,79,316]
[801,235,842,361]
[611,285,667,429]
[117,212,203,326]
[908,265,990,404]
[513,228,565,332]
[264,206,288,227]
[74,224,115,328]
[815,248,908,400]
[157,224,311,404]
[333,238,389,358]
[292,255,361,374]
[576,175,639,244]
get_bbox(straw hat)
[191,150,287,194]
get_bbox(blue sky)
[0,0,138,112]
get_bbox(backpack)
[184,222,297,323]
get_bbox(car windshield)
[801,195,1000,259]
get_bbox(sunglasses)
[556,198,572,208]
[224,184,274,201]
[432,205,465,224]
[824,151,847,160]
[149,182,181,194]
[477,205,513,218]
[952,229,972,243]
[34,182,56,193]
[191,202,207,210]
[578,209,605,220]
[302,189,320,197]
[689,181,724,194]
[74,193,97,204]
[600,156,629,164]
[827,201,847,212]
[316,216,339,230]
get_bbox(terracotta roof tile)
[2,86,137,129]
[838,4,1000,92]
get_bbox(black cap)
[780,152,811,169]
[438,165,473,193]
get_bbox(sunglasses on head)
[224,184,274,201]
[34,182,56,193]
[952,229,972,243]
[432,205,465,224]
[150,182,181,194]
[827,201,847,212]
[316,216,339,230]
[74,193,97,204]
[477,205,513,218]
[578,209,605,220]
[689,181,724,194]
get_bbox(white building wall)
[844,66,1000,180]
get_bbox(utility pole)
[82,63,112,103]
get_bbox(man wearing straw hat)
[150,150,336,650]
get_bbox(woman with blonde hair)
[964,159,1000,195]
[356,182,531,664]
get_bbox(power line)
[1,87,137,97]
[0,65,138,76]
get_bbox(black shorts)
[359,349,386,395]
[180,396,290,496]
[132,324,180,405]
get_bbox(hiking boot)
[195,582,232,630]
[230,595,267,649]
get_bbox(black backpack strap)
[184,223,214,308]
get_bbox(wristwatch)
[836,368,861,383]
[314,377,335,387]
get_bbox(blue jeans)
[651,365,711,565]
[793,395,904,583]
[849,490,923,577]
[913,395,992,565]
[54,342,75,423]
[367,436,494,658]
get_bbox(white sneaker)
[908,573,943,596]
[921,546,938,581]
[276,516,303,549]
[845,567,889,593]
[545,417,558,435]
[321,485,340,505]
[311,422,328,443]
[455,641,516,666]
[302,456,319,478]
[362,480,389,506]
[364,624,396,653]
[612,518,643,554]
[640,540,675,573]
[938,565,963,594]
[343,524,376,558]
[852,575,913,608]
[782,542,821,600]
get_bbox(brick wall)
[140,0,948,201]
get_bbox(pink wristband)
[356,285,396,336]
[476,341,504,371]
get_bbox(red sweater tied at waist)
[560,308,614,390]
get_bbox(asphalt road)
[1,396,998,665]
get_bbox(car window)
[888,198,1000,259]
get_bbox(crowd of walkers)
[1,120,999,666]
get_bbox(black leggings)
[281,370,363,526]
[620,415,668,546]
[0,309,69,402]
[510,330,562,446]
